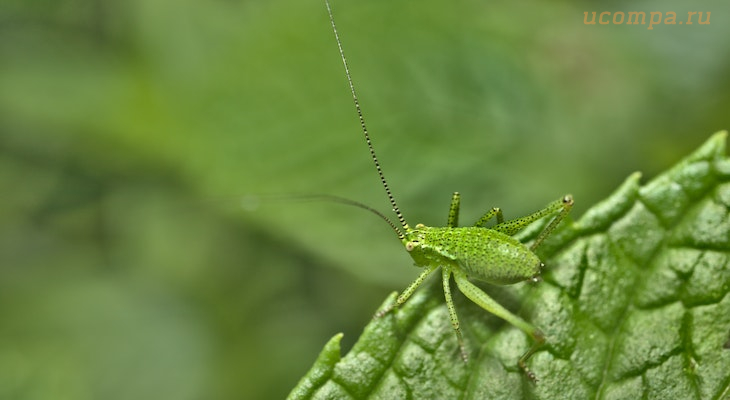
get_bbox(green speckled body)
[404,226,542,285]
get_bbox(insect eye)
[405,241,419,251]
[415,223,425,229]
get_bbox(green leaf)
[288,131,730,400]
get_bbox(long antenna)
[283,194,405,239]
[325,0,409,231]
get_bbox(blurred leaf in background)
[0,0,729,399]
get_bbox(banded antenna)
[325,0,409,232]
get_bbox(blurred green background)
[1,0,729,399]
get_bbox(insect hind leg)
[473,207,504,227]
[529,195,573,251]
[492,195,573,248]
[452,269,544,381]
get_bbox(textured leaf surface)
[289,132,730,400]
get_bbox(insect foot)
[373,302,396,319]
[518,329,546,383]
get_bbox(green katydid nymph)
[324,0,573,381]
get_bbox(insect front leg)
[441,266,468,362]
[375,264,439,318]
[447,192,460,228]
[452,269,544,381]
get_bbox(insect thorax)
[404,226,542,285]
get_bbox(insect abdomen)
[427,228,541,285]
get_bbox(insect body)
[324,0,573,381]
